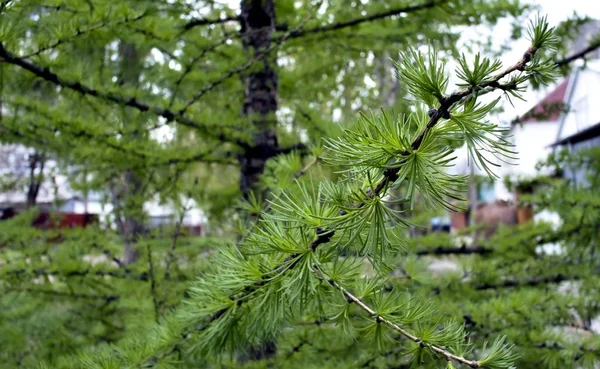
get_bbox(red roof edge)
[518,77,569,123]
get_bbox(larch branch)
[285,1,440,40]
[316,267,480,368]
[0,43,240,145]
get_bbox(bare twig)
[284,1,441,40]
[182,15,239,31]
[20,13,148,59]
[178,15,315,115]
[161,192,194,314]
[294,154,321,179]
[314,265,480,368]
[555,42,600,67]
[146,243,160,323]
[5,287,119,302]
[0,44,240,145]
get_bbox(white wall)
[493,120,559,200]
[558,61,600,141]
[451,119,559,201]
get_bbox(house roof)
[550,121,600,147]
[517,77,570,123]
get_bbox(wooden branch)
[410,45,538,150]
[0,106,235,166]
[5,287,120,302]
[177,18,307,115]
[285,1,440,40]
[6,267,150,281]
[0,43,240,145]
[146,243,160,323]
[275,143,308,156]
[475,274,575,291]
[295,154,321,179]
[20,13,148,58]
[316,266,481,368]
[416,245,491,256]
[182,15,239,31]
[556,42,600,67]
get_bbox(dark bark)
[236,0,279,359]
[117,42,146,265]
[284,1,438,40]
[121,167,145,264]
[238,0,279,198]
[0,43,237,144]
[26,151,45,207]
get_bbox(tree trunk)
[238,0,279,199]
[26,151,45,207]
[117,42,146,265]
[237,0,279,360]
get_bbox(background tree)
[1,1,600,369]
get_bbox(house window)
[477,182,495,203]
[573,96,589,128]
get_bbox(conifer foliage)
[2,1,598,368]
[24,16,558,369]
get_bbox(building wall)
[562,136,600,185]
[558,63,600,141]
[493,120,559,201]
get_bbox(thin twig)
[294,154,321,178]
[20,13,148,59]
[314,265,480,368]
[5,287,119,302]
[161,193,194,314]
[146,242,160,323]
[178,13,315,115]
[0,44,240,145]
[555,42,600,67]
[283,1,441,40]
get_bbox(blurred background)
[1,0,599,368]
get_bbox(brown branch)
[20,13,148,58]
[161,191,195,314]
[475,274,576,291]
[0,43,240,145]
[285,1,440,40]
[168,31,237,108]
[177,18,308,115]
[182,15,289,33]
[295,154,321,179]
[182,15,239,31]
[556,42,600,67]
[5,287,120,302]
[146,243,160,323]
[416,245,491,256]
[411,46,537,150]
[1,105,234,166]
[6,267,150,281]
[275,143,308,156]
[315,266,481,368]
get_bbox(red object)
[1,208,98,230]
[450,211,468,230]
[32,212,98,230]
[519,78,569,123]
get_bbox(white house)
[0,143,207,232]
[549,59,600,185]
[452,19,600,203]
[492,75,572,200]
